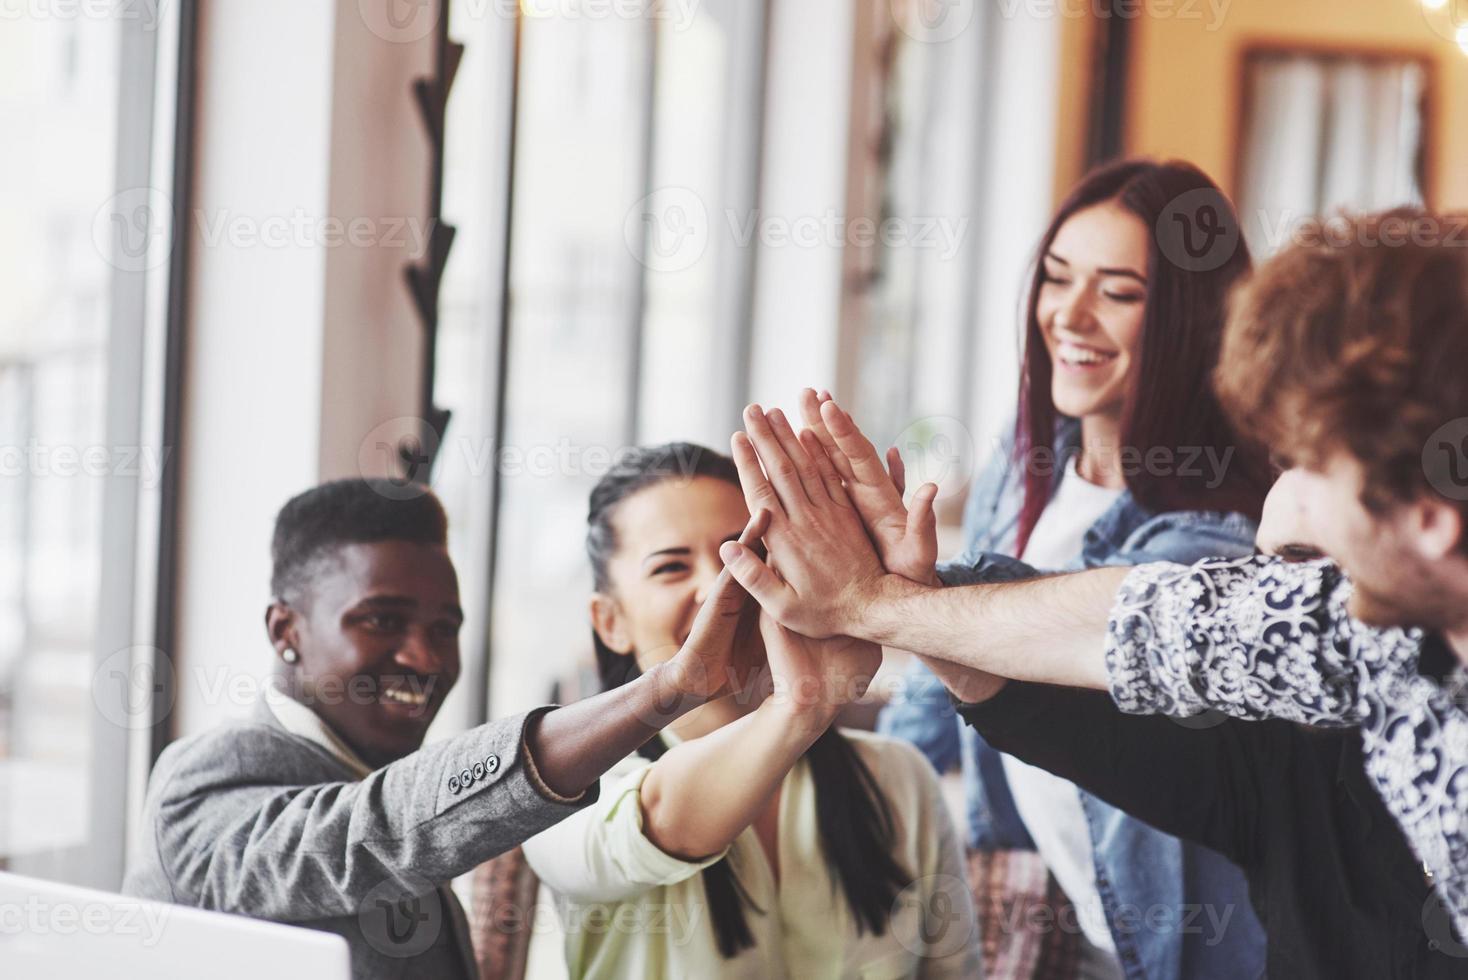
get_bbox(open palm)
[798,389,939,585]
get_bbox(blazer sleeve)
[521,760,726,904]
[143,707,594,920]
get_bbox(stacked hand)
[797,389,940,587]
[758,611,881,731]
[718,393,941,643]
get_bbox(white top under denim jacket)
[522,727,981,979]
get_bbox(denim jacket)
[877,419,1266,980]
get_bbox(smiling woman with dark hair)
[868,157,1271,980]
[124,477,782,980]
[522,443,979,979]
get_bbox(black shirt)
[956,680,1468,979]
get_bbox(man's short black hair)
[270,479,448,602]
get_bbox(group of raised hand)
[662,388,956,729]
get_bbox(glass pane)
[487,13,652,720]
[637,0,764,449]
[0,14,121,877]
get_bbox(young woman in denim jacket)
[877,159,1273,980]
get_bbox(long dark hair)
[1014,158,1271,555]
[586,443,910,958]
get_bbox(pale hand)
[798,388,940,586]
[720,404,891,640]
[758,610,881,729]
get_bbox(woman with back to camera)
[521,442,980,979]
[861,158,1273,980]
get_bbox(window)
[434,1,767,725]
[0,6,176,887]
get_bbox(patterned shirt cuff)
[1104,561,1197,716]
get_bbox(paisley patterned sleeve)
[1104,555,1420,725]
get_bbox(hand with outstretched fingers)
[797,391,1007,704]
[797,388,940,586]
[719,404,891,640]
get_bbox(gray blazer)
[123,699,594,979]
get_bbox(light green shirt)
[522,728,980,979]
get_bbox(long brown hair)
[1014,158,1271,555]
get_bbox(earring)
[282,648,299,664]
